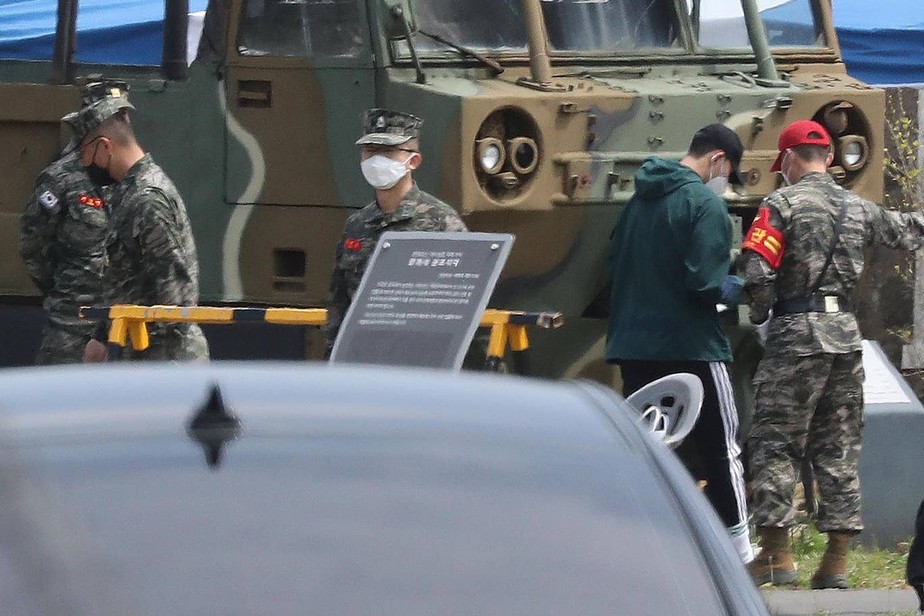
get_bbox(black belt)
[774,295,853,315]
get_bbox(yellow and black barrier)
[79,305,564,374]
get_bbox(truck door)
[225,0,374,207]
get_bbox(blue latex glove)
[720,275,744,306]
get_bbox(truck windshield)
[409,0,528,54]
[238,0,364,58]
[407,0,679,56]
[692,0,825,49]
[540,0,679,52]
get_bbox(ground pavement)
[763,588,920,615]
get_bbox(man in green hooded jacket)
[606,123,751,563]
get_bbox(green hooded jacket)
[605,157,732,363]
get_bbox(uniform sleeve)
[444,212,467,232]
[736,196,784,323]
[864,199,924,250]
[421,203,466,232]
[683,195,732,304]
[737,250,776,323]
[19,177,64,294]
[323,237,349,356]
[132,190,196,306]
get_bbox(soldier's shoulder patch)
[78,193,105,209]
[38,190,59,210]
[344,238,363,252]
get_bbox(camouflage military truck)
[0,0,883,394]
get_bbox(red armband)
[741,207,785,269]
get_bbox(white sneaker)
[729,522,755,564]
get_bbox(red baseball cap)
[770,120,832,172]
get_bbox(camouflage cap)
[355,108,423,147]
[76,79,135,136]
[57,112,84,155]
[60,111,80,129]
[60,111,84,138]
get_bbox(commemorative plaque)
[330,232,514,370]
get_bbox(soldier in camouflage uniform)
[324,108,467,354]
[738,120,924,588]
[77,80,209,361]
[19,110,110,364]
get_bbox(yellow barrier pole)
[485,322,509,373]
[263,308,328,326]
[507,324,531,375]
[128,321,150,351]
[107,317,129,360]
[91,305,561,369]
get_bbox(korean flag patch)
[39,190,59,211]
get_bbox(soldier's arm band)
[741,207,785,269]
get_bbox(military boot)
[748,526,798,586]
[810,531,852,589]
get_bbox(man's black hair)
[791,143,830,164]
[96,110,135,147]
[688,123,745,185]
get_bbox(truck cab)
[0,0,883,379]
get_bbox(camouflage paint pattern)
[749,351,864,531]
[0,0,889,380]
[104,154,208,360]
[19,150,108,364]
[355,108,422,146]
[739,172,924,355]
[76,80,135,136]
[324,183,467,352]
[35,318,97,365]
[741,171,924,532]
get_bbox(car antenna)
[186,383,242,470]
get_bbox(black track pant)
[908,496,924,611]
[619,359,748,530]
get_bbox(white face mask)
[705,155,729,196]
[360,154,413,190]
[779,150,794,186]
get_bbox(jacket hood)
[633,158,703,200]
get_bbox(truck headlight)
[507,137,539,174]
[838,135,868,171]
[476,138,505,175]
[473,107,541,202]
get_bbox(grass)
[784,524,911,589]
[753,484,915,590]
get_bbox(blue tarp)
[0,0,208,65]
[1,0,921,84]
[761,0,923,85]
[831,0,924,86]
